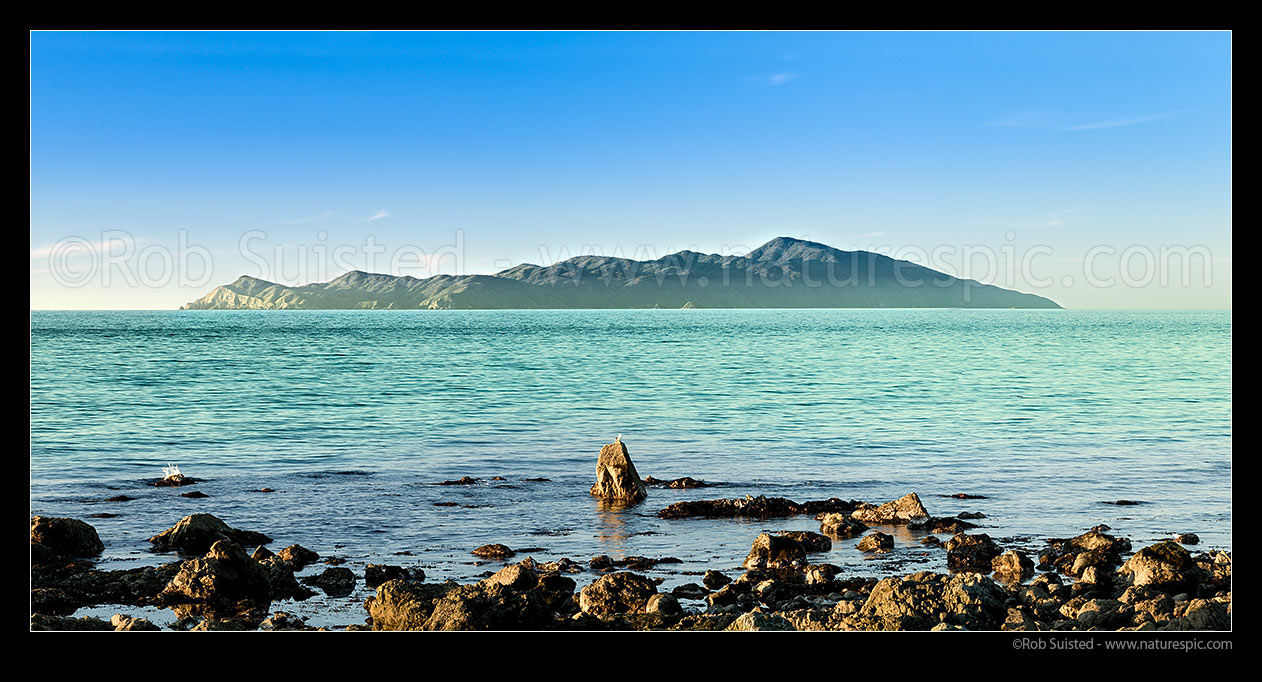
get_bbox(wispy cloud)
[363,209,390,222]
[767,73,801,87]
[986,110,1180,132]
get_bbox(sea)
[29,309,1232,627]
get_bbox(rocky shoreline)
[30,442,1231,632]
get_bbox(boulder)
[1161,598,1230,631]
[30,517,104,557]
[945,533,1003,571]
[846,571,1007,630]
[589,440,647,502]
[148,514,271,554]
[646,593,682,615]
[366,579,455,630]
[703,570,732,590]
[742,532,807,570]
[275,544,320,569]
[472,544,515,559]
[857,532,894,553]
[256,555,316,601]
[424,582,554,630]
[991,550,1035,581]
[818,513,869,538]
[158,540,271,609]
[672,583,709,600]
[578,571,658,615]
[850,493,929,525]
[1174,533,1200,545]
[1120,541,1201,593]
[805,563,841,586]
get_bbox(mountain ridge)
[181,237,1062,310]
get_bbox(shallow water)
[30,309,1232,628]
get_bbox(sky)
[30,31,1231,309]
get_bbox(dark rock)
[104,495,137,502]
[779,530,832,552]
[646,593,682,615]
[658,495,859,520]
[148,513,272,554]
[805,563,841,586]
[817,513,869,538]
[472,544,515,559]
[180,491,209,498]
[589,439,647,503]
[152,474,200,487]
[579,572,658,615]
[945,533,1003,571]
[643,476,710,489]
[257,555,316,601]
[438,477,480,485]
[365,580,456,630]
[30,614,115,631]
[260,611,308,630]
[726,611,795,631]
[110,614,161,631]
[88,513,119,519]
[941,493,987,499]
[1174,533,1200,545]
[590,555,614,570]
[425,581,554,630]
[844,571,1007,630]
[850,493,929,525]
[958,511,986,520]
[857,532,895,553]
[252,488,275,493]
[365,564,426,588]
[672,583,709,600]
[743,532,807,570]
[909,516,978,533]
[703,570,732,590]
[301,567,356,597]
[30,517,104,557]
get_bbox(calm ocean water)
[30,309,1232,626]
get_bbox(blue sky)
[30,31,1231,309]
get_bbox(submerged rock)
[659,495,858,520]
[30,517,104,558]
[589,440,647,503]
[643,476,710,489]
[148,514,272,554]
[365,564,427,588]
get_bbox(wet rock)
[30,614,115,631]
[89,513,119,519]
[742,532,807,570]
[365,580,456,630]
[703,570,732,590]
[180,491,209,498]
[275,544,320,569]
[643,476,710,489]
[110,614,160,631]
[481,563,539,591]
[945,533,1003,572]
[158,540,271,610]
[1174,533,1200,545]
[672,583,709,600]
[726,611,795,631]
[1106,500,1142,506]
[589,440,647,503]
[37,561,185,613]
[104,495,137,502]
[471,544,515,559]
[817,513,869,538]
[958,511,986,520]
[425,582,556,630]
[1120,541,1201,593]
[658,495,858,520]
[365,564,426,588]
[909,516,978,533]
[535,573,577,610]
[1076,598,1131,629]
[251,546,274,560]
[590,555,614,570]
[991,550,1035,581]
[152,474,200,487]
[921,536,943,547]
[1039,530,1131,576]
[646,593,682,615]
[942,493,987,499]
[535,557,582,574]
[189,616,259,631]
[257,555,316,601]
[779,530,832,552]
[857,532,894,553]
[438,477,480,485]
[850,493,929,525]
[579,571,658,615]
[30,517,104,558]
[148,513,272,554]
[301,567,356,597]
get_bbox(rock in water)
[589,440,647,503]
[148,513,272,554]
[850,492,930,525]
[30,517,105,557]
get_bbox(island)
[182,237,1062,310]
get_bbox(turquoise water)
[30,309,1231,626]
